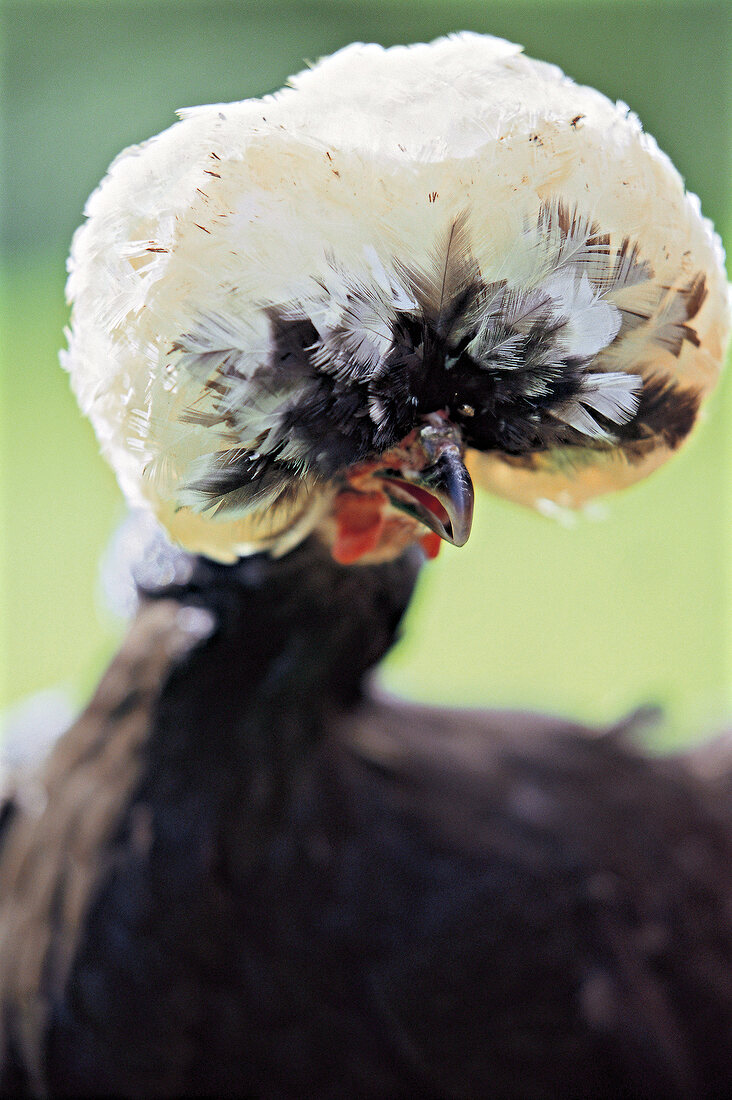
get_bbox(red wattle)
[331,491,387,564]
[420,532,442,560]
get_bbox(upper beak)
[374,429,474,548]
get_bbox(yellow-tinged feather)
[63,33,730,559]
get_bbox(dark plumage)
[176,205,707,518]
[1,538,732,1098]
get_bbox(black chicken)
[1,32,731,1099]
[2,537,732,1098]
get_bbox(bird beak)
[375,435,474,548]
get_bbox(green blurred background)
[2,0,730,744]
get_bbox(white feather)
[63,33,730,558]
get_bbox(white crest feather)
[62,32,730,558]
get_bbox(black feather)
[171,201,706,513]
[2,540,732,1097]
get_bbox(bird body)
[2,31,732,1098]
[2,541,732,1097]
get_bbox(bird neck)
[135,536,421,853]
[142,534,421,703]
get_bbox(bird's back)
[1,545,731,1097]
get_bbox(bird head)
[63,34,730,565]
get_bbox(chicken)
[1,32,730,1098]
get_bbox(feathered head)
[63,33,730,564]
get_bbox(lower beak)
[375,436,474,548]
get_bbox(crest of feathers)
[62,33,730,559]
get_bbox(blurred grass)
[2,257,122,709]
[2,0,731,743]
